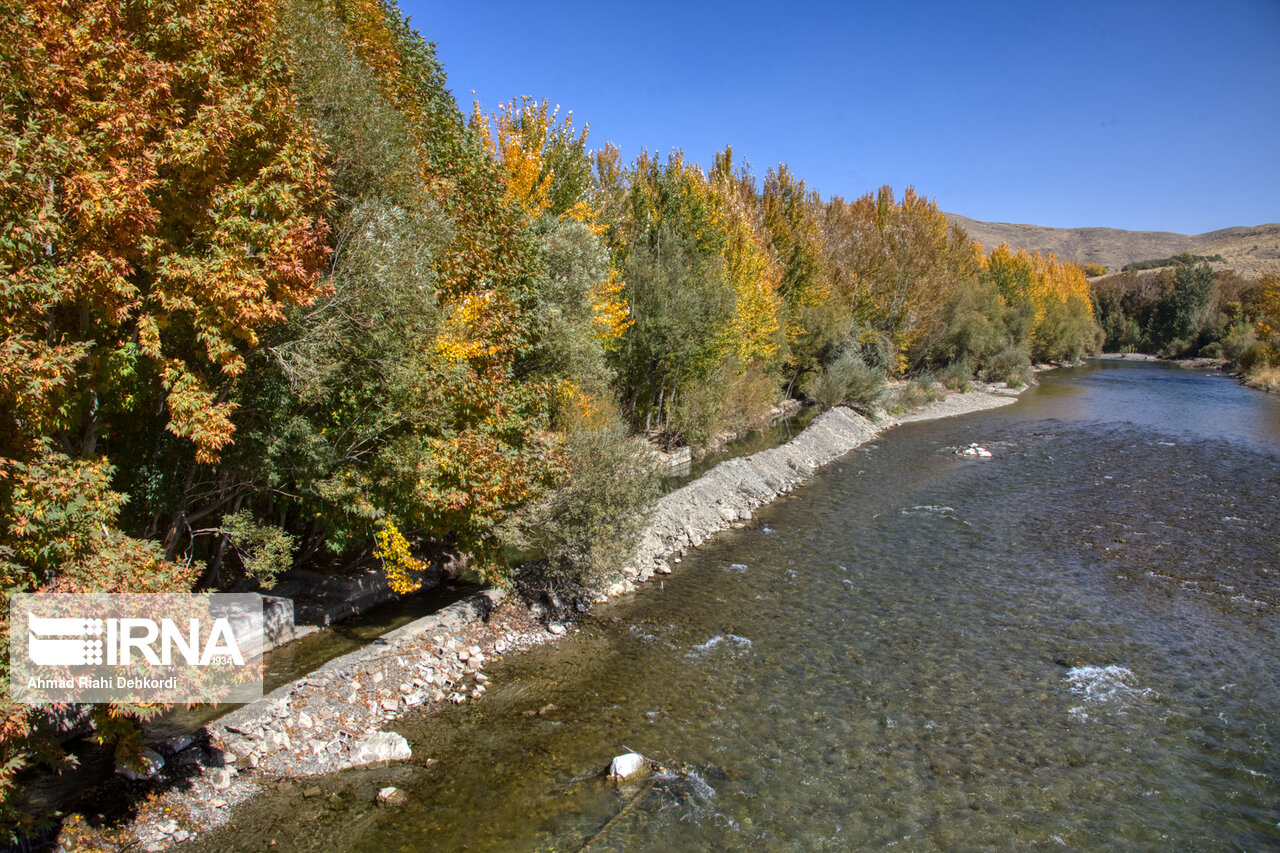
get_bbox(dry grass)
[1244,364,1280,393]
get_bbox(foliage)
[805,350,887,413]
[887,374,945,413]
[1033,296,1101,361]
[1147,258,1214,346]
[220,510,297,589]
[1082,263,1108,277]
[1122,252,1222,272]
[373,521,427,595]
[937,360,974,392]
[981,347,1033,387]
[514,421,660,597]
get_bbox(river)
[192,359,1280,851]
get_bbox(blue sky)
[399,0,1279,234]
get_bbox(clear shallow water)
[193,361,1280,852]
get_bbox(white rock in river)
[376,785,409,806]
[958,443,992,457]
[548,622,567,635]
[351,731,412,764]
[608,752,647,780]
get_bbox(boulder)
[608,752,647,780]
[351,731,412,765]
[376,786,408,807]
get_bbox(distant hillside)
[946,213,1280,278]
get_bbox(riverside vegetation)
[0,0,1270,837]
[1090,255,1280,390]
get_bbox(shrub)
[1082,263,1108,277]
[1222,322,1259,361]
[1033,296,1101,362]
[1197,341,1224,359]
[221,510,297,589]
[806,350,887,413]
[888,374,946,413]
[515,421,661,598]
[1159,338,1194,358]
[1245,364,1280,393]
[934,279,1009,368]
[938,360,974,392]
[1239,341,1275,372]
[980,347,1033,387]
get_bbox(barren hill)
[946,213,1280,278]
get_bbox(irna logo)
[9,593,264,704]
[27,614,245,667]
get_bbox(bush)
[1244,364,1280,393]
[514,421,661,598]
[806,350,887,413]
[1239,341,1275,372]
[1082,263,1108,277]
[937,360,973,392]
[888,374,945,413]
[934,279,1009,368]
[1197,341,1224,359]
[221,510,297,589]
[1159,338,1194,358]
[1033,296,1101,362]
[1222,322,1259,361]
[980,347,1032,387]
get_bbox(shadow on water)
[190,361,1280,852]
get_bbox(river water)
[194,360,1280,851]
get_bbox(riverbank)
[75,383,1029,852]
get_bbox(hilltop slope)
[946,214,1280,277]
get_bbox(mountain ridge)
[945,213,1280,277]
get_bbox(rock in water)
[376,786,408,807]
[351,731,412,765]
[608,752,647,780]
[958,443,992,457]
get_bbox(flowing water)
[194,360,1280,852]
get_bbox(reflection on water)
[192,361,1280,852]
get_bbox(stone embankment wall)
[609,407,881,595]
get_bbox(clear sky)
[399,0,1279,234]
